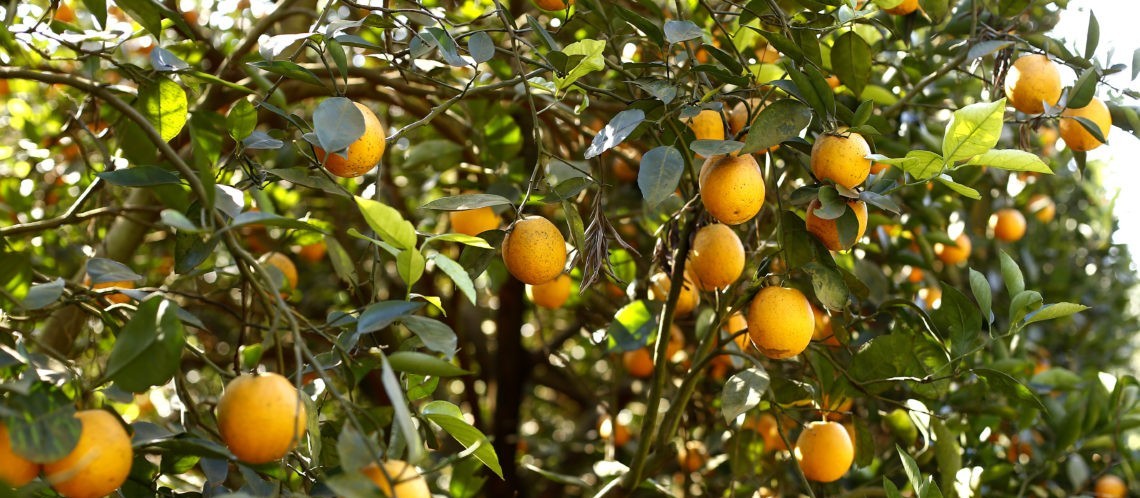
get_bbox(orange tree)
[1,0,1139,496]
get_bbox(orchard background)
[1,0,1140,496]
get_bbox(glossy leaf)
[637,145,683,210]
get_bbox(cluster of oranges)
[0,372,428,496]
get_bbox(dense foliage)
[1,0,1140,497]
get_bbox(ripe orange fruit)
[43,410,133,498]
[314,101,386,178]
[811,130,872,189]
[906,266,925,284]
[992,208,1027,242]
[725,311,751,351]
[0,79,10,97]
[919,286,942,310]
[1027,194,1056,222]
[699,154,766,225]
[795,421,854,482]
[687,109,726,142]
[1094,474,1127,498]
[0,422,40,488]
[449,207,500,236]
[216,373,308,464]
[747,287,814,359]
[90,279,135,305]
[534,0,571,9]
[746,412,789,452]
[362,460,431,498]
[805,199,868,251]
[1060,97,1111,152]
[502,216,567,285]
[261,251,298,291]
[598,416,631,447]
[1004,54,1062,114]
[688,224,745,291]
[755,44,780,64]
[612,152,639,182]
[884,0,917,15]
[623,348,654,378]
[934,233,972,265]
[677,441,707,473]
[297,241,327,263]
[55,2,76,22]
[870,162,889,175]
[529,273,571,309]
[648,271,700,316]
[811,304,839,347]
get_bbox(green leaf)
[423,233,492,249]
[931,418,961,498]
[5,386,80,463]
[721,366,771,423]
[228,211,325,234]
[249,60,325,87]
[974,368,1045,410]
[467,31,494,64]
[803,262,849,310]
[740,99,812,154]
[421,194,513,211]
[400,315,458,358]
[355,197,418,250]
[1133,47,1140,80]
[998,250,1025,296]
[327,38,348,82]
[139,77,189,143]
[784,62,828,123]
[313,97,366,158]
[1068,66,1098,109]
[637,146,683,209]
[934,175,981,199]
[224,100,257,143]
[431,254,478,305]
[115,0,162,37]
[1024,302,1089,325]
[663,20,702,44]
[553,39,606,92]
[1071,115,1108,145]
[104,297,186,392]
[884,150,944,180]
[690,140,743,156]
[23,278,64,310]
[586,109,644,159]
[606,300,660,352]
[85,0,107,27]
[1085,11,1100,60]
[897,444,924,491]
[387,352,469,377]
[423,401,503,478]
[336,426,374,473]
[1008,290,1043,329]
[969,268,993,324]
[397,248,426,288]
[86,258,143,284]
[942,99,1005,163]
[97,166,182,188]
[832,31,872,98]
[932,285,982,359]
[614,6,664,46]
[355,301,424,340]
[965,149,1053,174]
[379,354,423,463]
